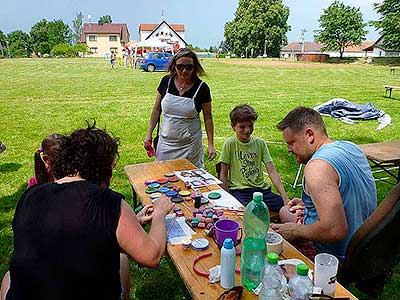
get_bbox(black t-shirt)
[7,181,123,300]
[157,75,212,112]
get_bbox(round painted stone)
[164,173,175,177]
[145,179,157,185]
[201,197,209,204]
[148,182,160,189]
[168,176,179,182]
[149,192,162,199]
[208,192,221,200]
[158,187,170,193]
[191,238,209,250]
[171,196,183,203]
[165,190,178,198]
[156,178,168,185]
[173,206,181,212]
[164,182,174,188]
[145,187,158,194]
[179,190,191,197]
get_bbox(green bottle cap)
[267,252,279,264]
[296,263,309,276]
[253,192,263,202]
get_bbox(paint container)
[182,238,192,251]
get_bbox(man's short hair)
[230,104,258,125]
[276,106,327,135]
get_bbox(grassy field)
[0,58,399,299]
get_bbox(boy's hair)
[230,104,258,125]
[53,120,119,187]
[276,106,327,135]
[34,133,65,184]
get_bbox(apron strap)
[192,81,203,100]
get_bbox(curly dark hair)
[167,48,205,81]
[53,121,120,187]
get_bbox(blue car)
[139,52,172,72]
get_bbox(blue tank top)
[302,141,377,262]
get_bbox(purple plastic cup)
[213,219,242,247]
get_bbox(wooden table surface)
[125,159,358,300]
[359,141,400,164]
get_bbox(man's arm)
[271,159,348,243]
[265,161,289,204]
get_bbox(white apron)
[156,78,204,168]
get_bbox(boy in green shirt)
[218,104,289,211]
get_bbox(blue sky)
[1,0,381,47]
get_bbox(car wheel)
[147,64,155,72]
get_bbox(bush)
[73,43,90,57]
[371,57,400,66]
[50,43,75,58]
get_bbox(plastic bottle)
[220,238,236,289]
[240,192,270,291]
[288,264,313,300]
[259,252,286,300]
[194,189,201,209]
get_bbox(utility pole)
[299,29,307,53]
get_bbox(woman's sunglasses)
[216,286,243,300]
[176,64,194,71]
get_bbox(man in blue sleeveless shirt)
[271,107,376,262]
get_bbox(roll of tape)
[266,232,283,255]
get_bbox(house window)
[90,47,98,54]
[109,35,118,42]
[110,47,118,54]
[89,35,97,42]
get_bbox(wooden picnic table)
[359,141,400,183]
[125,159,358,300]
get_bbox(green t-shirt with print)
[218,136,272,190]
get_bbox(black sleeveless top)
[7,181,123,300]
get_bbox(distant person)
[110,51,116,69]
[218,104,288,211]
[144,48,216,168]
[0,141,6,154]
[1,122,174,300]
[28,133,65,188]
[122,48,129,68]
[272,107,377,262]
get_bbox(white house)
[363,36,400,57]
[138,21,187,51]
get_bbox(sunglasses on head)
[176,64,194,71]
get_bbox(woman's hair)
[53,121,119,187]
[167,48,205,81]
[34,133,65,184]
[229,104,258,125]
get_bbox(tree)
[314,0,367,58]
[72,12,84,45]
[224,0,290,57]
[48,19,72,49]
[30,19,72,54]
[373,0,400,50]
[7,30,33,57]
[30,19,50,54]
[98,15,112,25]
[0,30,7,56]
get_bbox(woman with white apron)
[144,48,216,168]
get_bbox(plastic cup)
[314,253,339,297]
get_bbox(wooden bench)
[384,85,400,98]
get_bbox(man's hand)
[287,197,304,212]
[270,222,298,241]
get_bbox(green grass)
[0,58,399,299]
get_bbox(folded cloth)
[314,98,391,130]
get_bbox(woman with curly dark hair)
[1,122,173,300]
